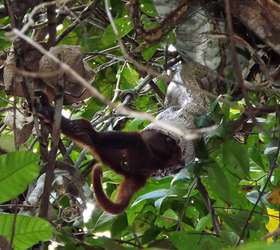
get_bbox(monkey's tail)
[92,164,145,214]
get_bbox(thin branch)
[128,0,189,43]
[39,90,64,219]
[46,0,57,47]
[196,177,221,235]
[224,0,251,107]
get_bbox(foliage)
[0,0,280,249]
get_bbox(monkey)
[35,92,182,214]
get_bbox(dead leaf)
[267,186,280,205]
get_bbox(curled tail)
[92,164,146,214]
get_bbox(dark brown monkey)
[35,93,181,214]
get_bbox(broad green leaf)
[126,201,145,226]
[169,231,224,250]
[206,163,231,203]
[250,143,265,170]
[0,151,40,203]
[195,214,211,231]
[121,65,139,87]
[223,140,249,178]
[0,134,17,152]
[132,189,171,207]
[102,17,133,47]
[219,211,249,235]
[127,177,171,224]
[111,213,128,238]
[0,214,53,250]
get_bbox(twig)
[10,201,18,248]
[4,0,16,28]
[46,0,57,47]
[262,223,280,241]
[224,0,250,107]
[196,177,221,235]
[148,79,165,101]
[213,206,280,219]
[39,90,64,219]
[176,179,197,231]
[129,0,189,43]
[0,204,38,209]
[12,98,18,150]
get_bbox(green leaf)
[195,214,211,231]
[94,212,116,230]
[222,140,249,178]
[124,118,148,131]
[140,0,158,16]
[142,44,159,61]
[134,94,158,112]
[102,17,133,47]
[132,189,171,207]
[155,209,178,229]
[0,214,53,250]
[250,143,265,170]
[121,65,139,87]
[127,178,171,224]
[169,231,224,250]
[219,211,249,235]
[0,134,17,152]
[111,213,128,238]
[0,151,40,203]
[85,236,127,250]
[206,163,231,203]
[141,227,161,245]
[227,242,280,250]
